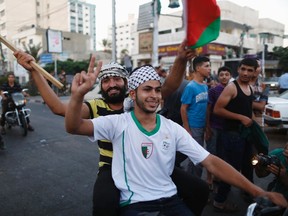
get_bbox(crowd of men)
[2,39,287,215]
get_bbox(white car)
[263,90,288,129]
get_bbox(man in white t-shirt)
[65,65,287,216]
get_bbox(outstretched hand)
[261,192,288,208]
[71,56,102,98]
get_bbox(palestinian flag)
[184,0,221,49]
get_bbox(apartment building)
[107,14,137,61]
[0,0,96,75]
[108,1,285,77]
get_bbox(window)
[159,30,171,35]
[29,39,33,44]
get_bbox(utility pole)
[112,0,116,62]
[152,0,159,66]
[262,37,266,79]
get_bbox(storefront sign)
[158,44,180,57]
[139,32,153,54]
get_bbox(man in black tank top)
[212,58,258,212]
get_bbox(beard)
[135,95,158,114]
[101,86,127,104]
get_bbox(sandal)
[213,201,239,213]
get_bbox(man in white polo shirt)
[65,65,287,216]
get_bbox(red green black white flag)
[183,0,221,49]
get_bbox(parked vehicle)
[263,90,288,129]
[263,77,279,95]
[1,89,31,136]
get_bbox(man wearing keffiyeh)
[15,40,213,216]
[65,61,287,216]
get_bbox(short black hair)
[192,56,210,71]
[6,72,15,77]
[217,66,231,75]
[238,58,258,70]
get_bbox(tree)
[273,46,288,72]
[22,43,42,96]
[99,39,112,53]
[23,42,42,62]
[43,59,90,75]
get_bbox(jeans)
[205,128,223,156]
[181,127,204,177]
[120,195,195,216]
[214,131,254,203]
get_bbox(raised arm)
[161,39,196,99]
[14,51,97,118]
[202,154,288,207]
[65,71,96,136]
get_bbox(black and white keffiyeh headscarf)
[128,65,161,90]
[98,62,128,82]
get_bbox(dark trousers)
[214,131,253,203]
[93,165,120,216]
[93,166,209,216]
[171,167,209,216]
[120,195,195,216]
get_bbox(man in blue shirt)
[180,56,210,177]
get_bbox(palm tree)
[22,42,42,95]
[100,39,112,53]
[23,42,42,61]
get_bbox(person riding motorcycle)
[1,72,34,135]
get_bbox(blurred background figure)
[278,71,288,94]
[123,53,133,74]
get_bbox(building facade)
[0,0,96,76]
[108,0,285,77]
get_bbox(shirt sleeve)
[89,114,125,143]
[181,83,194,105]
[88,115,115,142]
[175,124,209,165]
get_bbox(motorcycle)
[246,196,288,216]
[1,89,31,136]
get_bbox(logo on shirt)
[141,143,153,159]
[195,92,208,103]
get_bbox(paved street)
[0,96,287,216]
